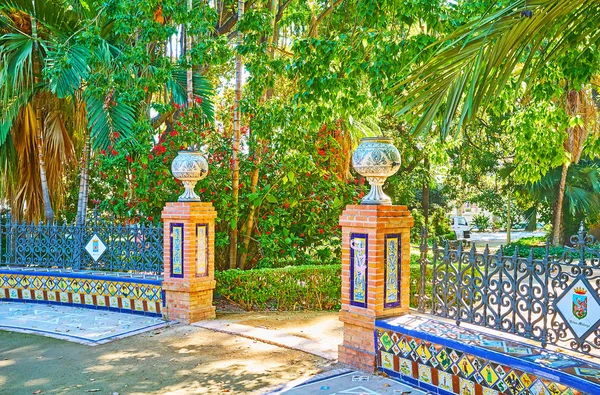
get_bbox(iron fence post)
[417,227,429,313]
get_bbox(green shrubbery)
[503,235,600,258]
[216,254,427,311]
[215,264,341,311]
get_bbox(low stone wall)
[0,268,163,317]
[375,315,600,395]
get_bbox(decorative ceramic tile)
[196,223,209,276]
[418,364,431,384]
[399,358,412,376]
[384,234,400,308]
[134,300,144,311]
[381,351,394,370]
[375,319,590,395]
[483,388,499,395]
[482,364,499,387]
[122,298,131,310]
[170,223,184,277]
[436,348,452,371]
[416,343,431,363]
[458,355,475,378]
[438,370,453,391]
[47,291,56,302]
[147,301,156,313]
[459,378,475,395]
[350,233,368,308]
[1,271,162,316]
[380,332,394,351]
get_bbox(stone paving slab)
[194,319,338,360]
[264,369,426,395]
[0,301,168,345]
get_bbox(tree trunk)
[229,0,244,270]
[525,207,537,232]
[186,0,194,106]
[75,137,90,226]
[551,162,569,245]
[238,164,260,270]
[31,14,54,224]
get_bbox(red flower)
[170,130,178,137]
[173,103,181,110]
[283,203,290,209]
[153,144,167,155]
[319,229,324,234]
[113,132,120,139]
[126,155,133,163]
[194,96,203,104]
[318,149,326,157]
[101,149,107,156]
[148,153,154,160]
[148,216,154,222]
[111,149,118,156]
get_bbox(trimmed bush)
[215,264,341,311]
[216,254,427,311]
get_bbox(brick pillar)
[161,202,217,324]
[338,205,413,371]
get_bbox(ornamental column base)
[338,205,413,371]
[161,202,217,324]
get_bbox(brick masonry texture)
[338,205,414,371]
[161,202,217,324]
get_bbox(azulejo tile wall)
[375,315,600,395]
[0,270,162,317]
[350,233,368,308]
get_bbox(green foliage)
[472,214,491,231]
[215,265,341,311]
[216,253,425,311]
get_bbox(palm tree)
[0,0,80,222]
[0,0,214,223]
[393,0,600,244]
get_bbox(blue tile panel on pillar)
[349,233,368,308]
[384,233,401,309]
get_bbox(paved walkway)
[194,317,424,394]
[0,301,167,345]
[0,302,424,394]
[266,369,426,394]
[194,319,338,360]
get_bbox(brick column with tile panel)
[338,205,413,372]
[161,202,217,324]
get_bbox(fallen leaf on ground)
[33,390,41,394]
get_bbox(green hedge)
[215,264,341,311]
[215,254,428,311]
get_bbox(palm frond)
[393,0,600,137]
[46,44,91,98]
[168,69,215,122]
[85,94,136,150]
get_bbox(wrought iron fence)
[417,224,600,356]
[0,210,163,275]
